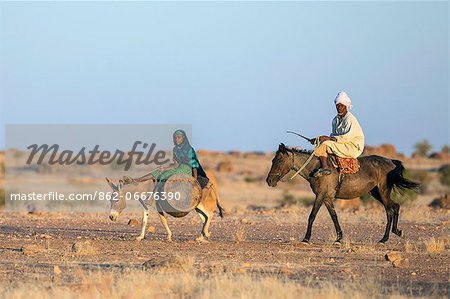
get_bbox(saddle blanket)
[335,156,360,174]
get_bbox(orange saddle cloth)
[335,156,360,174]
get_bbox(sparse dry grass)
[71,240,98,256]
[0,268,409,299]
[424,237,446,253]
[143,254,195,273]
[404,241,417,253]
[235,223,246,243]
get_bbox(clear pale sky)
[1,1,448,155]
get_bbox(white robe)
[323,112,365,159]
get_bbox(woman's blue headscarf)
[172,130,207,180]
[172,129,193,164]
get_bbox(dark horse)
[266,143,420,244]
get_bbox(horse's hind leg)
[323,199,343,244]
[370,187,393,243]
[391,202,403,237]
[380,187,403,240]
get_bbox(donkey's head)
[106,177,127,221]
[266,143,292,187]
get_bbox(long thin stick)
[286,131,314,143]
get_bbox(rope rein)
[290,138,320,180]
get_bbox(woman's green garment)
[151,163,192,183]
[151,129,209,188]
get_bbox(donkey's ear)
[106,177,116,189]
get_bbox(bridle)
[268,150,299,182]
[270,141,320,182]
[289,140,320,180]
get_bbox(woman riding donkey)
[111,129,222,242]
[312,91,365,177]
[146,129,210,189]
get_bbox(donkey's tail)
[210,184,224,218]
[387,160,420,193]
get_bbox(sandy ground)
[0,206,448,297]
[1,150,449,297]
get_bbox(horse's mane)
[285,146,313,155]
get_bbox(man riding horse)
[312,91,365,177]
[267,92,419,244]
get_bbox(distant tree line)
[413,140,449,158]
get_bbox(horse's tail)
[387,160,420,193]
[210,184,224,218]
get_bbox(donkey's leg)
[195,207,210,241]
[199,206,213,239]
[203,211,213,239]
[391,202,403,237]
[302,196,324,243]
[370,187,393,243]
[197,187,216,239]
[136,210,149,241]
[157,212,172,242]
[323,199,343,244]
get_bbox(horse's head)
[106,177,127,221]
[266,143,292,187]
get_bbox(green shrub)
[360,189,417,206]
[360,193,373,204]
[391,187,418,205]
[0,160,3,208]
[0,189,4,208]
[277,191,314,207]
[405,169,430,194]
[244,176,259,183]
[390,169,429,204]
[438,164,450,187]
[110,155,133,171]
[414,139,432,157]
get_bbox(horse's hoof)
[167,237,173,242]
[301,239,310,245]
[136,236,144,241]
[333,240,343,246]
[378,240,387,245]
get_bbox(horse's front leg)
[302,196,324,243]
[136,210,149,241]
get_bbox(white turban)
[334,91,352,109]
